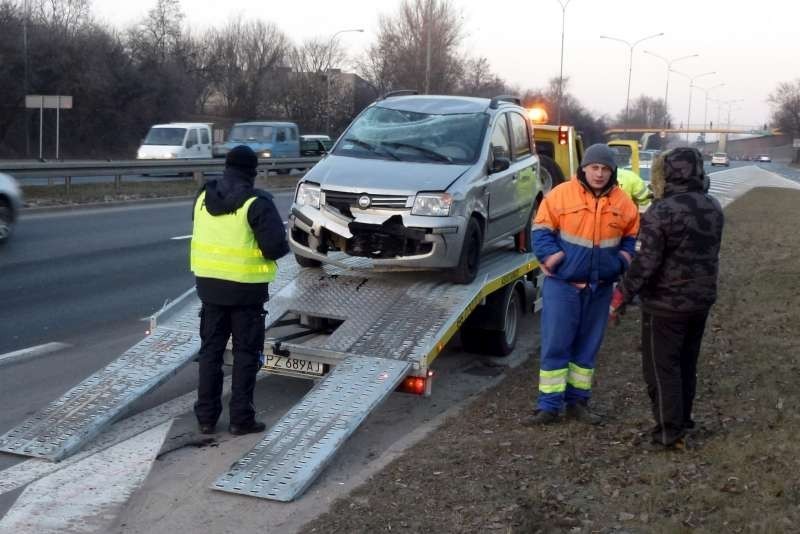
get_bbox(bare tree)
[358,0,465,95]
[458,56,509,97]
[29,0,91,35]
[768,79,800,135]
[127,0,184,64]
[617,95,669,129]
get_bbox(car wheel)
[515,204,535,253]
[294,253,322,268]
[538,155,565,194]
[451,217,483,284]
[0,203,14,245]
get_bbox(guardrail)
[0,156,322,194]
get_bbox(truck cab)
[223,121,300,159]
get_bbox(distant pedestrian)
[190,145,289,436]
[526,144,639,425]
[610,147,724,449]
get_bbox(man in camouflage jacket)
[610,147,724,449]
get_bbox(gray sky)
[92,0,796,129]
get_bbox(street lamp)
[326,28,364,135]
[643,50,699,129]
[554,0,573,127]
[600,32,664,130]
[671,69,715,142]
[695,83,725,131]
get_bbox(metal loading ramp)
[214,249,538,501]
[0,291,203,462]
[213,356,410,501]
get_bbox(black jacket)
[620,148,724,316]
[193,167,289,306]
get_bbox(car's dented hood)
[304,154,471,194]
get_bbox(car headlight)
[296,182,321,209]
[261,150,272,158]
[412,193,452,216]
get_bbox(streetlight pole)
[326,28,364,135]
[554,0,572,127]
[696,83,725,131]
[600,32,664,131]
[671,69,715,142]
[643,51,699,129]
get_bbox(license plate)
[263,354,324,377]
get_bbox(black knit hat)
[225,145,258,177]
[580,143,617,171]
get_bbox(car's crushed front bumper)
[289,202,466,270]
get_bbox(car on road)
[288,92,541,284]
[756,154,772,163]
[711,152,730,166]
[223,121,300,159]
[0,172,23,245]
[300,134,333,157]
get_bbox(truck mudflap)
[212,355,410,501]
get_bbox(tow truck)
[0,103,632,503]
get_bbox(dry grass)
[300,187,800,534]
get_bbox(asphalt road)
[0,192,294,450]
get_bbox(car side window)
[276,129,287,143]
[186,129,197,148]
[490,114,511,160]
[290,128,297,141]
[509,112,532,159]
[200,129,210,145]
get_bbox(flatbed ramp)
[214,249,537,501]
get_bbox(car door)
[183,128,200,158]
[486,113,518,241]
[199,127,212,158]
[274,127,289,157]
[507,111,537,230]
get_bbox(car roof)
[375,95,506,115]
[301,135,331,139]
[151,123,209,128]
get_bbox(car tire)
[0,203,14,245]
[294,253,322,268]
[538,155,566,194]
[451,217,483,284]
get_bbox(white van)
[137,123,213,159]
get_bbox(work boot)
[522,409,559,426]
[565,402,602,425]
[198,423,216,435]
[229,420,267,436]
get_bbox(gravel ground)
[299,187,800,534]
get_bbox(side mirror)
[491,156,511,174]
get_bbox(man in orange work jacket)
[525,143,639,425]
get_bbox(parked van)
[137,123,213,159]
[223,121,300,159]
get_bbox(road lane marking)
[0,342,71,368]
[0,422,170,534]
[170,235,192,240]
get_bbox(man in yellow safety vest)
[616,167,652,210]
[190,145,289,436]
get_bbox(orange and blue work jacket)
[532,177,640,285]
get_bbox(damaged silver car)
[288,92,542,283]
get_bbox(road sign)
[24,95,73,160]
[25,95,73,109]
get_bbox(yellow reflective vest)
[616,168,652,209]
[190,192,277,283]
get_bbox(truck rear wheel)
[538,154,565,194]
[460,281,524,356]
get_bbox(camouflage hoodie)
[619,147,724,316]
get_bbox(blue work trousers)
[537,277,613,412]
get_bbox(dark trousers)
[641,310,709,445]
[194,302,266,427]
